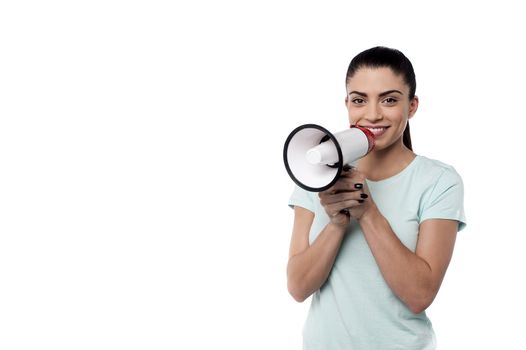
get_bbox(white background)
[1,1,525,349]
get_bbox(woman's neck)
[357,140,416,181]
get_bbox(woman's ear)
[408,96,419,119]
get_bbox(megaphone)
[283,124,375,192]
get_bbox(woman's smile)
[360,125,390,138]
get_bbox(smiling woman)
[347,85,410,142]
[345,66,419,181]
[286,47,466,349]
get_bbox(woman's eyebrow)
[348,90,367,97]
[348,89,404,97]
[379,89,403,97]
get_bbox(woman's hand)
[318,168,375,226]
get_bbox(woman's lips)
[362,126,390,137]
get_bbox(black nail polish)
[354,183,363,189]
[360,193,368,199]
[358,199,364,203]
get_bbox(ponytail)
[403,122,412,151]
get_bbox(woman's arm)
[287,170,375,302]
[359,208,458,314]
[286,206,347,302]
[337,169,459,313]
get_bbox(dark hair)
[345,46,416,150]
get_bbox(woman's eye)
[383,97,397,104]
[352,98,365,104]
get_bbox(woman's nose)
[366,104,383,122]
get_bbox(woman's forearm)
[358,208,434,313]
[287,223,347,302]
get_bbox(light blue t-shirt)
[288,155,466,350]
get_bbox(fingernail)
[354,183,363,189]
[360,193,368,199]
[358,199,364,203]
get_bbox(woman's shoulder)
[414,155,461,174]
[412,155,463,185]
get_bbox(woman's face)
[345,67,418,151]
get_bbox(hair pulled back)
[346,46,416,150]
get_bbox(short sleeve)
[419,167,467,231]
[288,185,315,212]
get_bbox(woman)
[287,46,466,349]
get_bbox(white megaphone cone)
[283,124,375,192]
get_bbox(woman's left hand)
[339,168,377,220]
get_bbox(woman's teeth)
[366,127,388,136]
